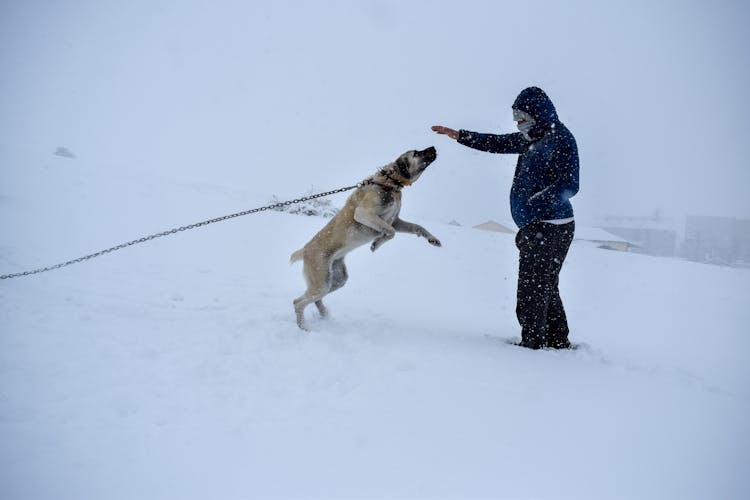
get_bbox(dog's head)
[380,147,437,187]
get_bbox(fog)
[2,4,749,496]
[2,0,749,226]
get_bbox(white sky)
[2,0,749,226]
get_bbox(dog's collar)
[376,169,411,190]
[368,180,398,192]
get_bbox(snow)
[2,2,749,498]
[1,157,749,499]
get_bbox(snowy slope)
[1,158,749,500]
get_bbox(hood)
[512,87,559,139]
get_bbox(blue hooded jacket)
[457,87,579,229]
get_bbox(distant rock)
[54,147,77,159]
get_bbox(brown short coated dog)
[290,147,441,329]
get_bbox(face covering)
[513,108,536,141]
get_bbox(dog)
[290,147,441,330]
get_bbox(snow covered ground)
[1,157,748,499]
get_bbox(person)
[432,86,579,349]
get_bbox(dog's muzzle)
[419,146,437,164]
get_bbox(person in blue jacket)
[432,86,579,349]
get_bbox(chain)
[1,182,366,280]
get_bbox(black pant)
[515,221,575,349]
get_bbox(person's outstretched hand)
[431,125,459,140]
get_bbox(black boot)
[546,337,573,349]
[515,338,545,350]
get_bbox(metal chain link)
[1,182,365,280]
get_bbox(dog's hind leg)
[329,258,349,294]
[294,255,333,329]
[314,258,348,319]
[314,299,328,318]
[294,288,329,330]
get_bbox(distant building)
[681,216,750,266]
[597,214,677,257]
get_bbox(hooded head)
[512,87,558,141]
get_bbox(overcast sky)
[2,0,749,226]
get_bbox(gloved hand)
[431,125,459,140]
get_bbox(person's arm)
[457,130,528,154]
[526,138,580,215]
[431,125,527,154]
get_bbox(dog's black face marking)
[419,146,437,164]
[395,154,413,179]
[378,147,437,188]
[411,147,437,176]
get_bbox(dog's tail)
[289,248,304,264]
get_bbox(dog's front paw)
[428,237,442,247]
[371,232,394,252]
